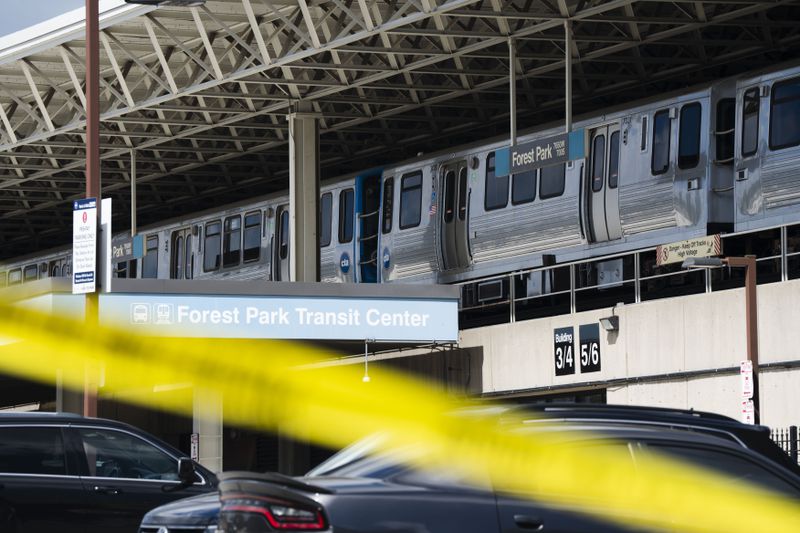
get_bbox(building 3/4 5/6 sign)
[72,198,97,295]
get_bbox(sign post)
[740,360,755,424]
[72,198,98,294]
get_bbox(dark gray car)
[140,404,800,533]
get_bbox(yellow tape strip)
[1,301,799,532]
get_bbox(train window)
[171,234,184,279]
[244,212,261,262]
[339,188,355,243]
[640,115,648,151]
[458,167,468,220]
[651,109,671,175]
[716,98,735,164]
[485,152,509,210]
[142,235,159,278]
[185,234,193,279]
[223,215,242,268]
[591,134,606,192]
[678,102,702,169]
[511,170,536,205]
[769,77,800,151]
[539,163,566,199]
[204,221,221,272]
[444,170,456,222]
[382,177,394,234]
[609,131,620,189]
[400,171,423,229]
[8,269,22,286]
[320,194,332,247]
[23,264,38,282]
[279,209,289,260]
[742,87,759,157]
[115,261,128,279]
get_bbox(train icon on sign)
[155,304,173,325]
[131,304,150,324]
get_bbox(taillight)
[224,498,327,531]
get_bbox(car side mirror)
[177,457,196,485]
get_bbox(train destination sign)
[99,293,458,343]
[495,129,585,176]
[656,234,722,266]
[112,235,144,264]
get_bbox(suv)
[140,404,800,532]
[0,412,217,533]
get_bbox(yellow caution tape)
[1,301,799,532]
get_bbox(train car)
[734,64,800,232]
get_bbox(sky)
[0,0,87,38]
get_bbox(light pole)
[682,256,760,424]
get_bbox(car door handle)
[513,514,544,530]
[93,485,121,495]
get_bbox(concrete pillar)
[287,101,320,282]
[193,387,223,473]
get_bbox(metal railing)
[770,426,799,464]
[458,222,800,329]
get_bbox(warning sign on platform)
[72,198,97,295]
[740,360,754,399]
[656,235,721,266]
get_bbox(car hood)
[141,491,221,527]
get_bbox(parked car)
[0,412,217,533]
[139,404,800,533]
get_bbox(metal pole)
[131,149,137,237]
[728,255,760,424]
[564,20,572,133]
[508,37,516,147]
[84,0,100,418]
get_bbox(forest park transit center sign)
[99,292,458,343]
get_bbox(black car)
[140,404,800,533]
[0,412,217,533]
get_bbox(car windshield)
[306,434,407,479]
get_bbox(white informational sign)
[655,234,721,266]
[72,198,97,294]
[190,433,199,461]
[741,399,755,425]
[740,360,754,399]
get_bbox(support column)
[288,101,320,283]
[193,387,223,473]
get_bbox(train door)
[273,205,291,281]
[356,173,381,283]
[439,160,471,270]
[169,227,193,279]
[586,124,622,243]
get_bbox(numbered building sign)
[579,323,602,373]
[553,327,576,376]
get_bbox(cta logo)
[383,248,391,269]
[340,253,350,274]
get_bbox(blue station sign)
[495,129,585,176]
[100,293,458,343]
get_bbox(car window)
[644,444,800,497]
[78,428,179,481]
[0,427,67,475]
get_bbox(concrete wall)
[460,279,800,427]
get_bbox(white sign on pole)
[72,198,97,294]
[741,399,755,425]
[740,360,754,399]
[190,433,199,462]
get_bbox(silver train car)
[2,62,799,292]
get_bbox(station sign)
[99,293,458,343]
[112,235,144,264]
[495,129,585,176]
[656,235,722,266]
[72,198,97,294]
